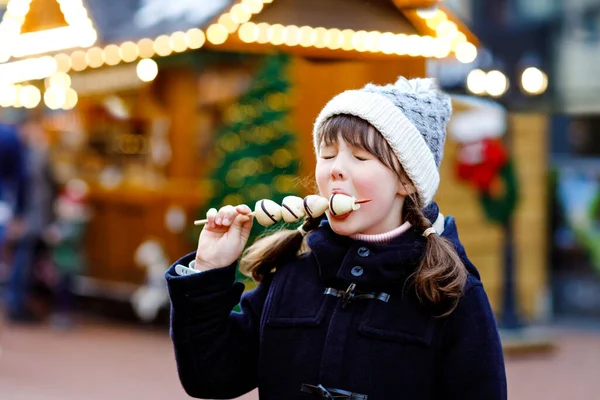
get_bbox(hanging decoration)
[449,95,518,224]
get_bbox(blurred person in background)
[0,122,29,305]
[4,116,58,323]
[43,179,90,330]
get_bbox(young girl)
[165,77,507,400]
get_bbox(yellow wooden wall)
[512,113,549,320]
[438,113,549,320]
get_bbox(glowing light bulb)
[137,58,159,82]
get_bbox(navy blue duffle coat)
[165,205,507,400]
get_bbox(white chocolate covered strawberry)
[329,193,370,216]
[302,195,330,219]
[254,199,282,226]
[281,196,306,223]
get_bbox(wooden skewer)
[193,198,372,226]
[194,211,256,226]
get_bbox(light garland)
[0,0,477,104]
[238,22,452,58]
[0,0,98,62]
[0,70,80,109]
[206,0,271,44]
[466,69,509,97]
[412,7,478,63]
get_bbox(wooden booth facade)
[0,0,550,321]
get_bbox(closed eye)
[354,155,368,161]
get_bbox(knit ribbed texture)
[350,221,412,244]
[313,77,452,206]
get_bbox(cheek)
[314,161,329,191]
[354,168,398,197]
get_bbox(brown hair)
[240,114,466,316]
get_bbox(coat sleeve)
[165,252,270,399]
[436,278,507,400]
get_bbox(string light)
[136,58,159,82]
[48,72,71,89]
[486,70,509,97]
[0,0,98,58]
[455,42,477,63]
[0,0,478,85]
[62,88,78,110]
[0,84,18,108]
[230,4,251,24]
[19,84,41,109]
[283,25,301,47]
[466,69,487,95]
[218,13,239,33]
[415,7,476,60]
[137,38,155,58]
[239,22,258,43]
[341,29,354,51]
[0,56,57,85]
[299,26,316,47]
[207,24,228,45]
[242,0,263,14]
[231,18,446,59]
[104,44,121,66]
[70,50,87,71]
[435,21,458,39]
[416,5,438,19]
[268,24,286,46]
[467,69,509,97]
[120,41,139,63]
[44,87,66,110]
[327,28,343,50]
[54,53,72,73]
[521,67,548,95]
[186,28,206,49]
[313,27,328,49]
[86,47,105,68]
[154,35,173,57]
[256,22,270,44]
[169,31,188,53]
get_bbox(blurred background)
[0,0,599,399]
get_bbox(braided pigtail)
[239,216,323,282]
[404,195,467,317]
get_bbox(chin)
[327,214,362,236]
[328,222,357,237]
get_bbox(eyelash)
[321,155,369,161]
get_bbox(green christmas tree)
[200,53,301,280]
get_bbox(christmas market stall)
[0,0,527,317]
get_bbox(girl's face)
[316,130,413,236]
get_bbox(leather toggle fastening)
[300,383,368,399]
[324,283,390,308]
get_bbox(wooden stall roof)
[209,0,479,60]
[0,0,479,83]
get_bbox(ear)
[397,179,417,197]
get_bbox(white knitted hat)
[313,77,452,206]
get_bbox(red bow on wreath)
[456,138,508,195]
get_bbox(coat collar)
[305,202,479,289]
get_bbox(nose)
[330,156,346,180]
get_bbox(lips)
[330,188,352,197]
[330,211,351,220]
